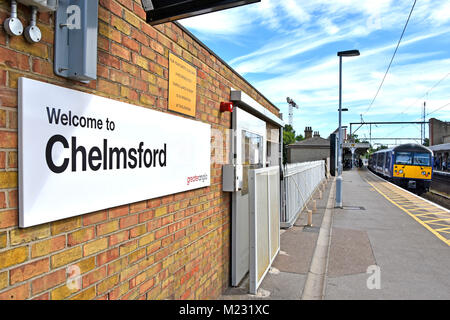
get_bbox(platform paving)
[219,176,333,300]
[326,168,450,300]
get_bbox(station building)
[429,118,450,171]
[429,118,450,146]
[0,0,284,300]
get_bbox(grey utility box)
[16,0,58,12]
[54,0,98,82]
[222,164,243,192]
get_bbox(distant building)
[429,143,450,171]
[429,118,450,146]
[287,127,330,163]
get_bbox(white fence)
[249,166,280,294]
[281,161,326,228]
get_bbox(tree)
[423,138,429,146]
[283,125,304,164]
[350,134,361,143]
[368,145,388,154]
[283,125,297,146]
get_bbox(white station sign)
[19,78,211,228]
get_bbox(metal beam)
[350,121,429,136]
[364,138,422,140]
[350,121,429,125]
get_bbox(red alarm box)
[220,102,233,113]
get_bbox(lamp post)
[336,50,360,208]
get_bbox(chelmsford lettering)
[45,135,167,173]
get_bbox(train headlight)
[399,170,403,174]
[422,171,426,175]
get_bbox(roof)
[288,136,330,148]
[393,143,432,153]
[373,143,432,155]
[428,143,450,152]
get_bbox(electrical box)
[54,0,98,82]
[16,0,58,12]
[223,164,243,192]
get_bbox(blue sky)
[180,0,450,147]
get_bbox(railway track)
[366,167,450,209]
[422,171,450,209]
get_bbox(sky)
[179,0,450,147]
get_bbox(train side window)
[377,153,384,167]
[395,152,412,165]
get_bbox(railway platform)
[221,166,450,300]
[327,167,450,299]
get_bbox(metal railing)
[281,161,326,228]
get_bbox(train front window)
[413,153,430,166]
[395,152,412,165]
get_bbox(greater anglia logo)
[187,174,208,185]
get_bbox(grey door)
[231,107,266,286]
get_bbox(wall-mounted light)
[220,102,233,113]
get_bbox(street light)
[336,50,360,208]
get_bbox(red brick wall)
[0,0,280,300]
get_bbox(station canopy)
[142,0,260,25]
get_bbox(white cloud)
[179,5,258,35]
[280,0,311,25]
[180,0,450,139]
[319,18,340,35]
[428,1,450,26]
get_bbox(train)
[368,144,433,194]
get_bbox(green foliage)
[350,134,361,143]
[283,125,297,146]
[283,125,304,164]
[368,145,388,154]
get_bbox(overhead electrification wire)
[426,101,450,116]
[383,100,449,138]
[390,72,450,121]
[363,0,417,116]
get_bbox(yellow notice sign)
[168,53,197,117]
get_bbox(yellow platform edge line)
[423,221,450,228]
[366,172,450,213]
[418,211,450,215]
[414,212,443,218]
[364,178,450,247]
[424,218,450,223]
